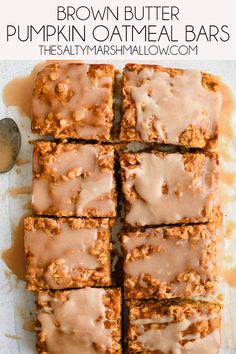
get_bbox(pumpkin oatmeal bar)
[36,287,122,353]
[120,151,221,227]
[32,63,115,140]
[120,63,222,148]
[32,141,116,217]
[122,224,218,300]
[127,299,222,353]
[24,217,112,290]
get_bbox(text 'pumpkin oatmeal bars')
[120,63,222,148]
[36,288,122,354]
[32,63,115,140]
[24,217,113,290]
[32,141,116,217]
[122,224,218,300]
[127,299,222,354]
[120,151,221,227]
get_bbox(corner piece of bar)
[127,299,222,353]
[120,63,222,148]
[24,217,112,290]
[36,288,122,353]
[32,63,115,140]
[32,141,117,217]
[122,224,218,300]
[120,151,221,227]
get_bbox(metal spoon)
[0,118,21,173]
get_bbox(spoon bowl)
[0,118,21,173]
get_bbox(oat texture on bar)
[120,64,222,148]
[24,217,112,290]
[32,63,115,140]
[32,142,116,217]
[122,224,218,300]
[128,299,222,353]
[120,151,221,226]
[36,288,122,353]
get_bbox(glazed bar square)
[122,224,218,300]
[36,288,122,353]
[24,217,112,290]
[32,142,116,217]
[120,64,222,148]
[127,299,222,353]
[32,63,115,140]
[120,151,221,227]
